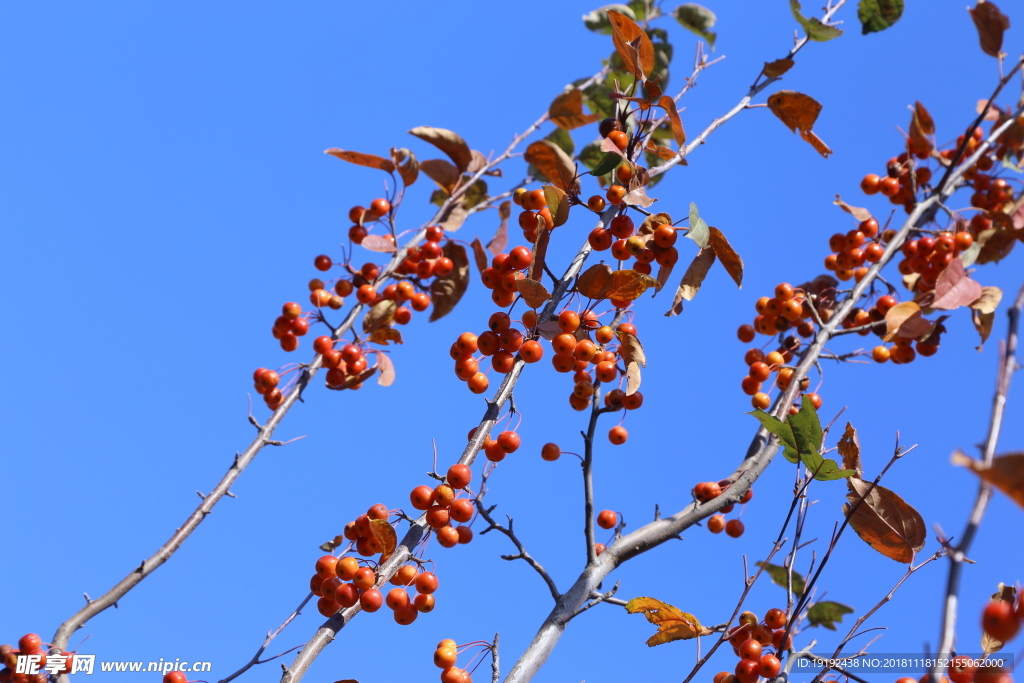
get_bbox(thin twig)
[475,502,561,603]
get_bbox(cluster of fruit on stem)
[0,634,73,682]
[408,463,476,547]
[715,608,791,683]
[433,638,494,683]
[693,480,754,538]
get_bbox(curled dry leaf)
[360,235,398,253]
[766,91,832,158]
[708,227,743,288]
[625,361,642,395]
[833,195,874,222]
[763,57,795,79]
[369,519,397,561]
[549,88,601,130]
[390,147,419,186]
[487,201,511,256]
[952,450,1024,511]
[376,351,395,387]
[324,149,396,173]
[607,10,656,78]
[438,198,469,232]
[516,278,551,309]
[408,126,473,173]
[576,263,614,300]
[654,259,674,293]
[429,242,470,322]
[969,0,1011,58]
[607,269,659,301]
[624,597,713,646]
[975,227,1017,264]
[931,259,983,310]
[883,301,931,341]
[624,184,656,208]
[658,95,686,146]
[599,136,630,161]
[638,212,673,236]
[524,140,580,194]
[970,285,1003,348]
[543,184,570,227]
[618,331,646,367]
[369,327,403,346]
[419,158,461,193]
[843,478,926,563]
[528,220,551,283]
[676,247,716,302]
[837,422,863,479]
[363,300,397,334]
[908,101,935,151]
[470,237,489,274]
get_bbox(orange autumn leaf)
[516,278,551,309]
[625,597,713,646]
[607,10,655,79]
[953,450,1024,511]
[369,519,397,562]
[549,88,601,130]
[607,269,659,301]
[324,149,396,173]
[843,478,926,563]
[766,91,832,158]
[576,263,613,300]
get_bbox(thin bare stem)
[475,502,561,603]
[218,592,314,683]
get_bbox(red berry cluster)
[714,609,790,683]
[0,634,72,682]
[693,480,753,538]
[409,464,475,548]
[434,638,495,683]
[513,189,555,244]
[478,246,534,309]
[587,212,679,283]
[345,197,393,243]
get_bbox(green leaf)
[577,78,618,119]
[627,0,653,21]
[429,188,449,207]
[687,202,709,249]
[790,0,843,41]
[807,601,854,630]
[578,140,606,172]
[674,4,717,48]
[756,561,805,597]
[790,397,857,481]
[583,4,635,34]
[589,152,622,177]
[857,0,904,34]
[749,409,799,464]
[546,127,575,157]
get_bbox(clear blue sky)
[2,2,1022,682]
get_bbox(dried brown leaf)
[883,301,930,341]
[420,158,461,192]
[655,260,674,292]
[619,331,646,367]
[953,450,1024,511]
[658,95,686,146]
[970,0,1011,57]
[376,351,395,387]
[524,140,580,194]
[438,198,469,232]
[429,242,469,322]
[763,58,795,78]
[843,478,926,563]
[976,227,1017,264]
[624,185,656,208]
[390,147,419,186]
[908,101,935,151]
[360,235,397,253]
[369,519,397,561]
[516,279,551,309]
[408,126,473,172]
[625,361,642,396]
[708,227,743,288]
[931,259,983,310]
[324,149,396,173]
[678,247,716,302]
[470,237,489,274]
[529,221,551,283]
[638,212,673,236]
[577,263,614,300]
[767,91,832,158]
[369,327,403,346]
[363,300,397,334]
[833,195,874,222]
[608,10,655,78]
[607,269,659,301]
[549,88,601,130]
[837,423,863,479]
[487,202,511,256]
[970,285,1003,348]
